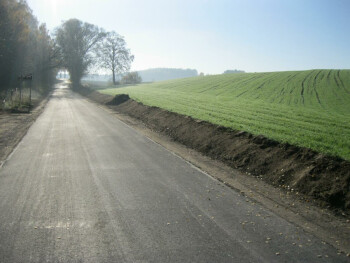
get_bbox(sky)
[27,0,350,74]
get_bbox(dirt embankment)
[78,87,350,213]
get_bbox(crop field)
[99,70,350,160]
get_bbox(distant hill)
[223,69,245,74]
[137,68,198,82]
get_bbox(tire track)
[288,73,299,94]
[279,87,285,96]
[236,74,264,87]
[313,70,322,106]
[286,73,297,83]
[337,70,350,94]
[326,70,332,83]
[334,70,341,89]
[236,90,249,98]
[284,73,297,95]
[300,71,314,105]
[327,70,339,99]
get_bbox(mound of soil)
[76,87,130,106]
[76,87,113,104]
[106,94,130,105]
[79,87,350,212]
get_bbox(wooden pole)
[29,76,32,107]
[19,77,22,107]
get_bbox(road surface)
[0,83,348,262]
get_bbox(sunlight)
[48,0,62,14]
[48,0,59,18]
[48,0,59,6]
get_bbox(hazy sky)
[27,0,350,74]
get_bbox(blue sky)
[27,0,350,74]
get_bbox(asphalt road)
[0,83,348,263]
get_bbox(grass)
[98,69,350,160]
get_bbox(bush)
[121,72,142,84]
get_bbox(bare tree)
[96,32,134,85]
[55,19,105,88]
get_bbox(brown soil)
[0,96,49,166]
[78,87,350,214]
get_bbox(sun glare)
[49,0,58,8]
[48,0,59,20]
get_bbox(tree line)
[0,0,60,94]
[55,19,135,88]
[0,0,135,95]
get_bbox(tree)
[32,24,62,86]
[55,19,105,88]
[121,72,142,84]
[96,31,134,85]
[0,0,58,93]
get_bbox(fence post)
[19,75,22,107]
[29,76,32,106]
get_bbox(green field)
[99,70,350,160]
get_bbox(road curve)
[0,82,348,262]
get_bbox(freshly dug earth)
[78,87,350,213]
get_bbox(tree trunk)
[112,70,116,85]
